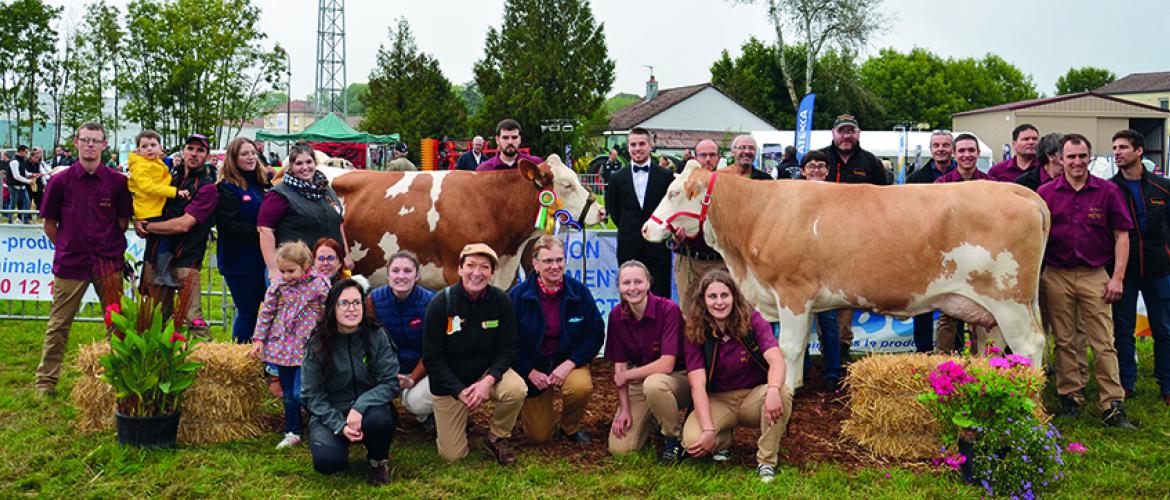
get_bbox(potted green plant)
[98,293,203,448]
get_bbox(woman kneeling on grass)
[681,269,792,483]
[606,260,691,464]
[301,279,401,485]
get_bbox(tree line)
[1,0,284,150]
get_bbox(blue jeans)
[778,311,842,381]
[1112,275,1170,396]
[912,311,935,352]
[7,187,29,222]
[222,273,266,343]
[276,365,303,434]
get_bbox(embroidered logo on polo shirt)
[568,316,583,323]
[1088,207,1105,220]
[482,319,499,329]
[1152,197,1166,206]
[446,315,462,335]
[851,169,866,176]
[409,318,422,328]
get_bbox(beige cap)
[459,243,499,268]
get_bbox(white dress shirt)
[631,162,651,208]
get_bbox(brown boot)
[483,436,516,465]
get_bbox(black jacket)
[148,164,218,269]
[301,324,401,434]
[820,143,889,185]
[1111,169,1170,279]
[1015,166,1054,193]
[423,283,519,397]
[906,159,955,184]
[604,161,674,296]
[455,150,485,171]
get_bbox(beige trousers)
[432,369,527,461]
[607,370,691,455]
[682,384,793,467]
[35,273,121,390]
[1041,267,1124,409]
[520,366,594,442]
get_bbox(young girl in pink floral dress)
[251,241,332,448]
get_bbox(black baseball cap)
[832,114,859,130]
[394,142,408,153]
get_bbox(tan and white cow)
[325,154,604,289]
[642,162,1050,391]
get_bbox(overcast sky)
[50,0,1169,104]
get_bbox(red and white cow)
[326,155,603,289]
[642,162,1050,390]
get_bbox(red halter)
[648,172,719,235]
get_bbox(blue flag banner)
[794,93,816,163]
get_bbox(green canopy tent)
[256,113,399,168]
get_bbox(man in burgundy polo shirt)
[135,134,218,339]
[928,134,993,353]
[34,122,132,398]
[988,123,1041,182]
[1037,133,1137,429]
[476,119,543,172]
[671,139,725,311]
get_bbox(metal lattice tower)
[315,0,347,117]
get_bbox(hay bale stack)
[841,353,1047,459]
[71,341,271,444]
[840,353,957,459]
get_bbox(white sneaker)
[712,448,732,462]
[276,432,302,449]
[757,464,776,483]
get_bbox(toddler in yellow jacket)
[128,130,189,288]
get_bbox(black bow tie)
[632,165,649,173]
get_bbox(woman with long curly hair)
[681,269,792,483]
[301,279,400,485]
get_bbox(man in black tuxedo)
[605,127,673,298]
[456,136,486,171]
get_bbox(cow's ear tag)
[518,158,540,183]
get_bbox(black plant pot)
[115,411,180,449]
[957,438,976,484]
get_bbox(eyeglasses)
[835,128,858,136]
[696,152,720,158]
[538,257,565,266]
[337,299,362,310]
[76,137,105,145]
[316,255,338,263]
[803,162,828,171]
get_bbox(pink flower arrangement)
[1067,442,1087,454]
[928,360,977,397]
[944,452,967,469]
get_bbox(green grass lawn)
[2,310,1168,497]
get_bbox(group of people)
[900,123,1167,427]
[27,113,1169,484]
[1,145,73,222]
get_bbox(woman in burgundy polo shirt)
[681,269,792,483]
[605,260,690,463]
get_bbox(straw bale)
[71,341,272,444]
[840,352,1047,459]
